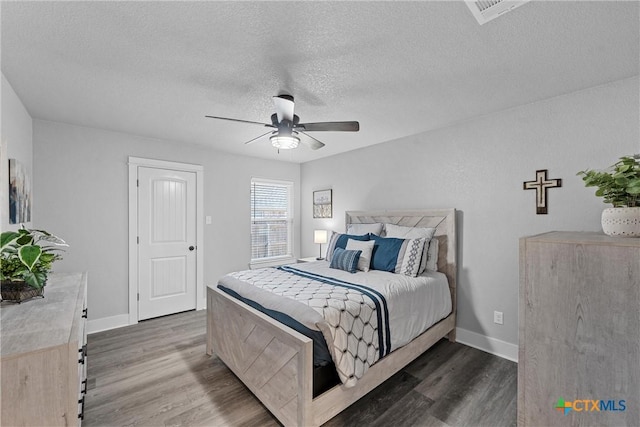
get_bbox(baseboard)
[455,327,518,362]
[88,305,207,335]
[88,314,130,334]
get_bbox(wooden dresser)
[1,272,88,426]
[518,232,639,426]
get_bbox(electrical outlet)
[494,311,503,325]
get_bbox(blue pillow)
[369,234,404,272]
[369,234,426,277]
[325,232,370,261]
[329,247,362,273]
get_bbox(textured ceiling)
[1,1,638,163]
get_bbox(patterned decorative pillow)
[369,234,427,277]
[384,224,436,274]
[329,247,362,273]
[325,232,370,262]
[345,238,375,272]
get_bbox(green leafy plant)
[1,227,68,289]
[577,154,640,208]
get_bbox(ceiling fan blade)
[299,131,325,150]
[297,121,359,132]
[243,130,274,145]
[273,95,295,123]
[205,115,275,128]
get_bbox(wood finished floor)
[85,310,517,427]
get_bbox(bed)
[206,209,457,426]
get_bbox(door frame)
[128,156,204,325]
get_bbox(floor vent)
[465,0,531,25]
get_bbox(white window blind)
[250,179,293,262]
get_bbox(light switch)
[205,216,212,225]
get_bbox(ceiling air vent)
[465,0,531,25]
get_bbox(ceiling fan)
[205,95,359,150]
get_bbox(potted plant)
[1,227,68,302]
[577,154,640,237]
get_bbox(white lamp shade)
[270,135,300,149]
[314,229,328,244]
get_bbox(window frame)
[249,177,295,269]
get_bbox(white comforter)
[219,261,451,387]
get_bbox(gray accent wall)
[18,75,640,354]
[300,77,639,349]
[33,120,300,322]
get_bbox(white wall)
[33,120,300,326]
[300,77,639,358]
[1,73,33,232]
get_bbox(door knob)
[188,246,195,251]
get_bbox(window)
[250,178,294,265]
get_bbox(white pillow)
[346,223,384,236]
[384,223,436,274]
[325,232,371,262]
[384,223,436,240]
[345,238,375,272]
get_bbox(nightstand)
[297,257,322,263]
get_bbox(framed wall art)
[9,158,31,224]
[313,189,332,218]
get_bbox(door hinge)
[137,293,139,301]
[137,179,139,187]
[137,236,139,244]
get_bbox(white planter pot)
[601,207,640,237]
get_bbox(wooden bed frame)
[206,209,457,426]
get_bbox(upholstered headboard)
[345,209,457,316]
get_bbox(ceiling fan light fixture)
[206,94,359,150]
[270,134,300,149]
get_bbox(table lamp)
[314,230,328,260]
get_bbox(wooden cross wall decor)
[523,169,562,214]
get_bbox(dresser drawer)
[1,272,88,427]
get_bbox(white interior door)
[137,166,197,320]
